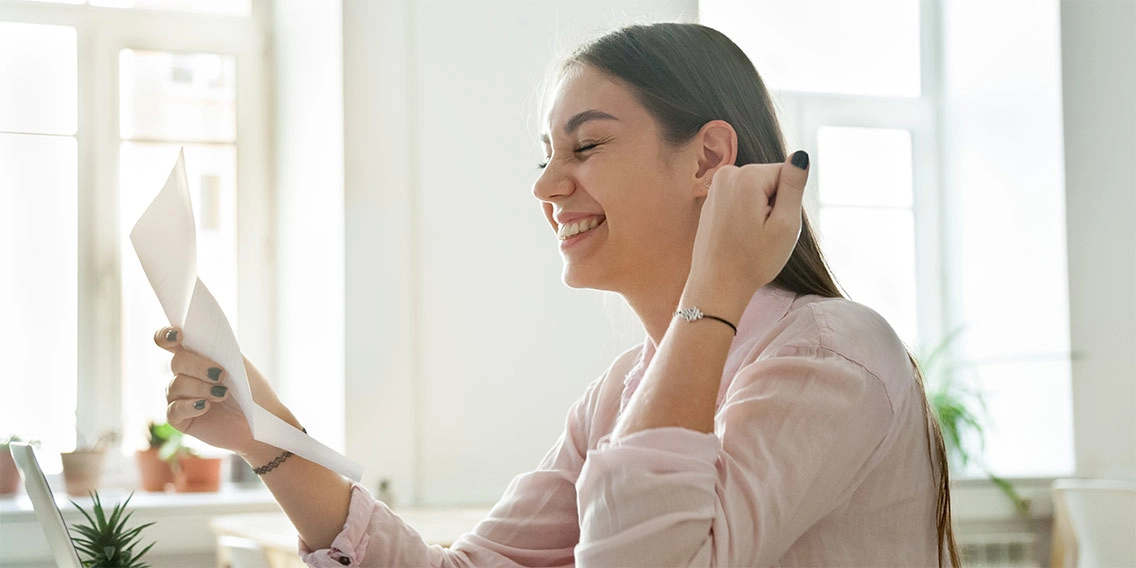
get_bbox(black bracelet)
[673,307,738,335]
[252,427,306,476]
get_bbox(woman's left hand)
[685,151,810,315]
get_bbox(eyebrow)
[540,109,620,144]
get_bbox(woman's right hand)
[154,326,302,458]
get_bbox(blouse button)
[338,557,351,566]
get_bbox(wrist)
[236,423,306,465]
[679,279,752,325]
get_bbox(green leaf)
[68,491,155,568]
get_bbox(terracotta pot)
[174,456,222,492]
[60,449,105,497]
[1,448,20,496]
[135,448,174,492]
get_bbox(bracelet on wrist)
[674,307,738,335]
[252,427,307,476]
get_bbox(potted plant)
[69,490,155,567]
[61,431,116,498]
[919,328,1030,516]
[1,435,39,496]
[158,430,222,493]
[136,422,176,492]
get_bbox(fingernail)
[193,400,206,410]
[791,150,809,170]
[165,329,178,342]
[210,385,228,397]
[207,367,222,381]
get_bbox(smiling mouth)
[557,216,606,240]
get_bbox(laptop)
[8,442,84,568]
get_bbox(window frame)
[0,0,274,450]
[773,0,946,353]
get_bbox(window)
[0,0,270,471]
[0,21,79,463]
[702,0,1074,478]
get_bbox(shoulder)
[743,295,915,409]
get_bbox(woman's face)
[533,64,703,294]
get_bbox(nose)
[532,160,573,203]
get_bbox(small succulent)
[69,491,155,568]
[146,421,178,450]
[157,428,197,472]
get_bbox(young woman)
[157,23,957,567]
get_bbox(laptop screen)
[8,443,84,568]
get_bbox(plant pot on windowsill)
[159,428,222,493]
[173,455,222,492]
[0,450,18,496]
[136,421,177,492]
[1,436,39,496]
[61,448,106,498]
[61,432,117,498]
[135,448,174,492]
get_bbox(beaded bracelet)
[252,427,307,476]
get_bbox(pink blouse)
[301,286,941,567]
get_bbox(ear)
[692,120,738,196]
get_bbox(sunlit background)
[0,0,1132,565]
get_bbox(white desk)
[210,508,490,568]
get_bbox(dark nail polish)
[207,367,222,381]
[791,150,809,170]
[193,400,206,410]
[166,329,178,342]
[210,385,228,397]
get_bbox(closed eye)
[537,141,603,169]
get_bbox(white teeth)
[558,217,603,240]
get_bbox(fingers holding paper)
[162,332,253,454]
[156,326,304,458]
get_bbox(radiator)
[958,532,1040,567]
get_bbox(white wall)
[304,0,1134,510]
[342,0,696,505]
[1060,0,1136,480]
[273,0,346,451]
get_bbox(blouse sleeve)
[300,363,621,568]
[574,335,899,566]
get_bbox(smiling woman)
[152,22,956,567]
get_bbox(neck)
[622,277,686,347]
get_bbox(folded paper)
[131,149,363,481]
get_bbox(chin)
[561,268,588,289]
[561,265,618,292]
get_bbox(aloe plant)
[69,491,156,568]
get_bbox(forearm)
[239,440,353,551]
[613,284,749,438]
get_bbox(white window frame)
[775,0,946,352]
[0,0,274,448]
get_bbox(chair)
[1050,479,1136,568]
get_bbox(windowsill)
[951,476,1058,523]
[0,481,276,517]
[0,482,282,566]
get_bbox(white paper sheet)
[130,149,363,481]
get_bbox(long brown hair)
[568,23,959,566]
